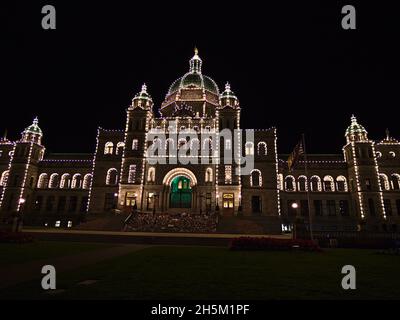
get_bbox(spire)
[189,47,202,74]
[225,82,231,92]
[33,116,39,126]
[141,83,147,94]
[3,129,7,140]
[351,114,357,124]
[386,128,390,140]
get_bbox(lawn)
[0,243,399,300]
[0,241,114,266]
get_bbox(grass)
[1,244,400,300]
[0,241,114,266]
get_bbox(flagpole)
[302,133,314,241]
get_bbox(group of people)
[124,212,218,233]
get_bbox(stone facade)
[1,51,400,232]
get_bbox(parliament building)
[1,50,400,233]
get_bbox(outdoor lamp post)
[291,202,299,239]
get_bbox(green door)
[170,176,192,208]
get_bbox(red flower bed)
[0,232,35,244]
[229,237,321,252]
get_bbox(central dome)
[167,48,219,96]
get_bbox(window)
[225,165,232,184]
[314,200,323,216]
[391,174,400,190]
[104,142,114,155]
[205,167,213,183]
[327,200,336,216]
[190,138,200,151]
[46,196,55,212]
[69,196,78,212]
[34,196,43,212]
[67,221,73,228]
[310,176,321,192]
[0,170,9,187]
[60,174,71,189]
[368,198,376,216]
[57,196,66,212]
[128,165,136,183]
[298,176,307,192]
[365,178,372,191]
[116,142,125,155]
[147,167,155,182]
[323,176,335,192]
[71,174,82,189]
[257,142,267,156]
[285,176,296,191]
[336,176,348,192]
[300,200,309,216]
[376,151,382,158]
[225,139,231,150]
[389,151,396,158]
[379,174,390,191]
[104,193,116,211]
[132,139,139,150]
[49,173,59,189]
[245,142,254,156]
[250,169,262,187]
[339,200,350,216]
[83,174,92,190]
[55,221,61,228]
[37,173,49,189]
[106,168,118,185]
[384,199,392,216]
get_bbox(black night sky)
[1,1,399,154]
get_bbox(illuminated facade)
[1,51,400,232]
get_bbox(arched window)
[37,173,49,189]
[323,175,335,192]
[49,173,59,189]
[132,139,139,150]
[257,142,267,156]
[376,151,382,159]
[104,142,114,155]
[336,176,348,192]
[389,151,396,159]
[202,138,212,150]
[205,167,213,183]
[277,174,283,190]
[285,175,296,191]
[1,170,9,187]
[83,174,92,190]
[190,138,200,151]
[147,167,155,182]
[250,169,262,187]
[165,138,175,153]
[379,174,390,191]
[116,142,125,155]
[391,174,400,190]
[71,174,82,189]
[178,138,187,150]
[297,175,307,192]
[106,168,118,185]
[60,174,71,189]
[245,142,254,156]
[310,176,322,192]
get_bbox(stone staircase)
[217,216,282,235]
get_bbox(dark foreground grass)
[1,245,400,300]
[0,241,114,266]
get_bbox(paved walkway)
[25,228,290,239]
[0,244,148,290]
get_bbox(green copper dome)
[24,117,43,136]
[167,49,219,96]
[345,115,367,137]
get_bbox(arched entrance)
[162,168,198,211]
[170,176,192,208]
